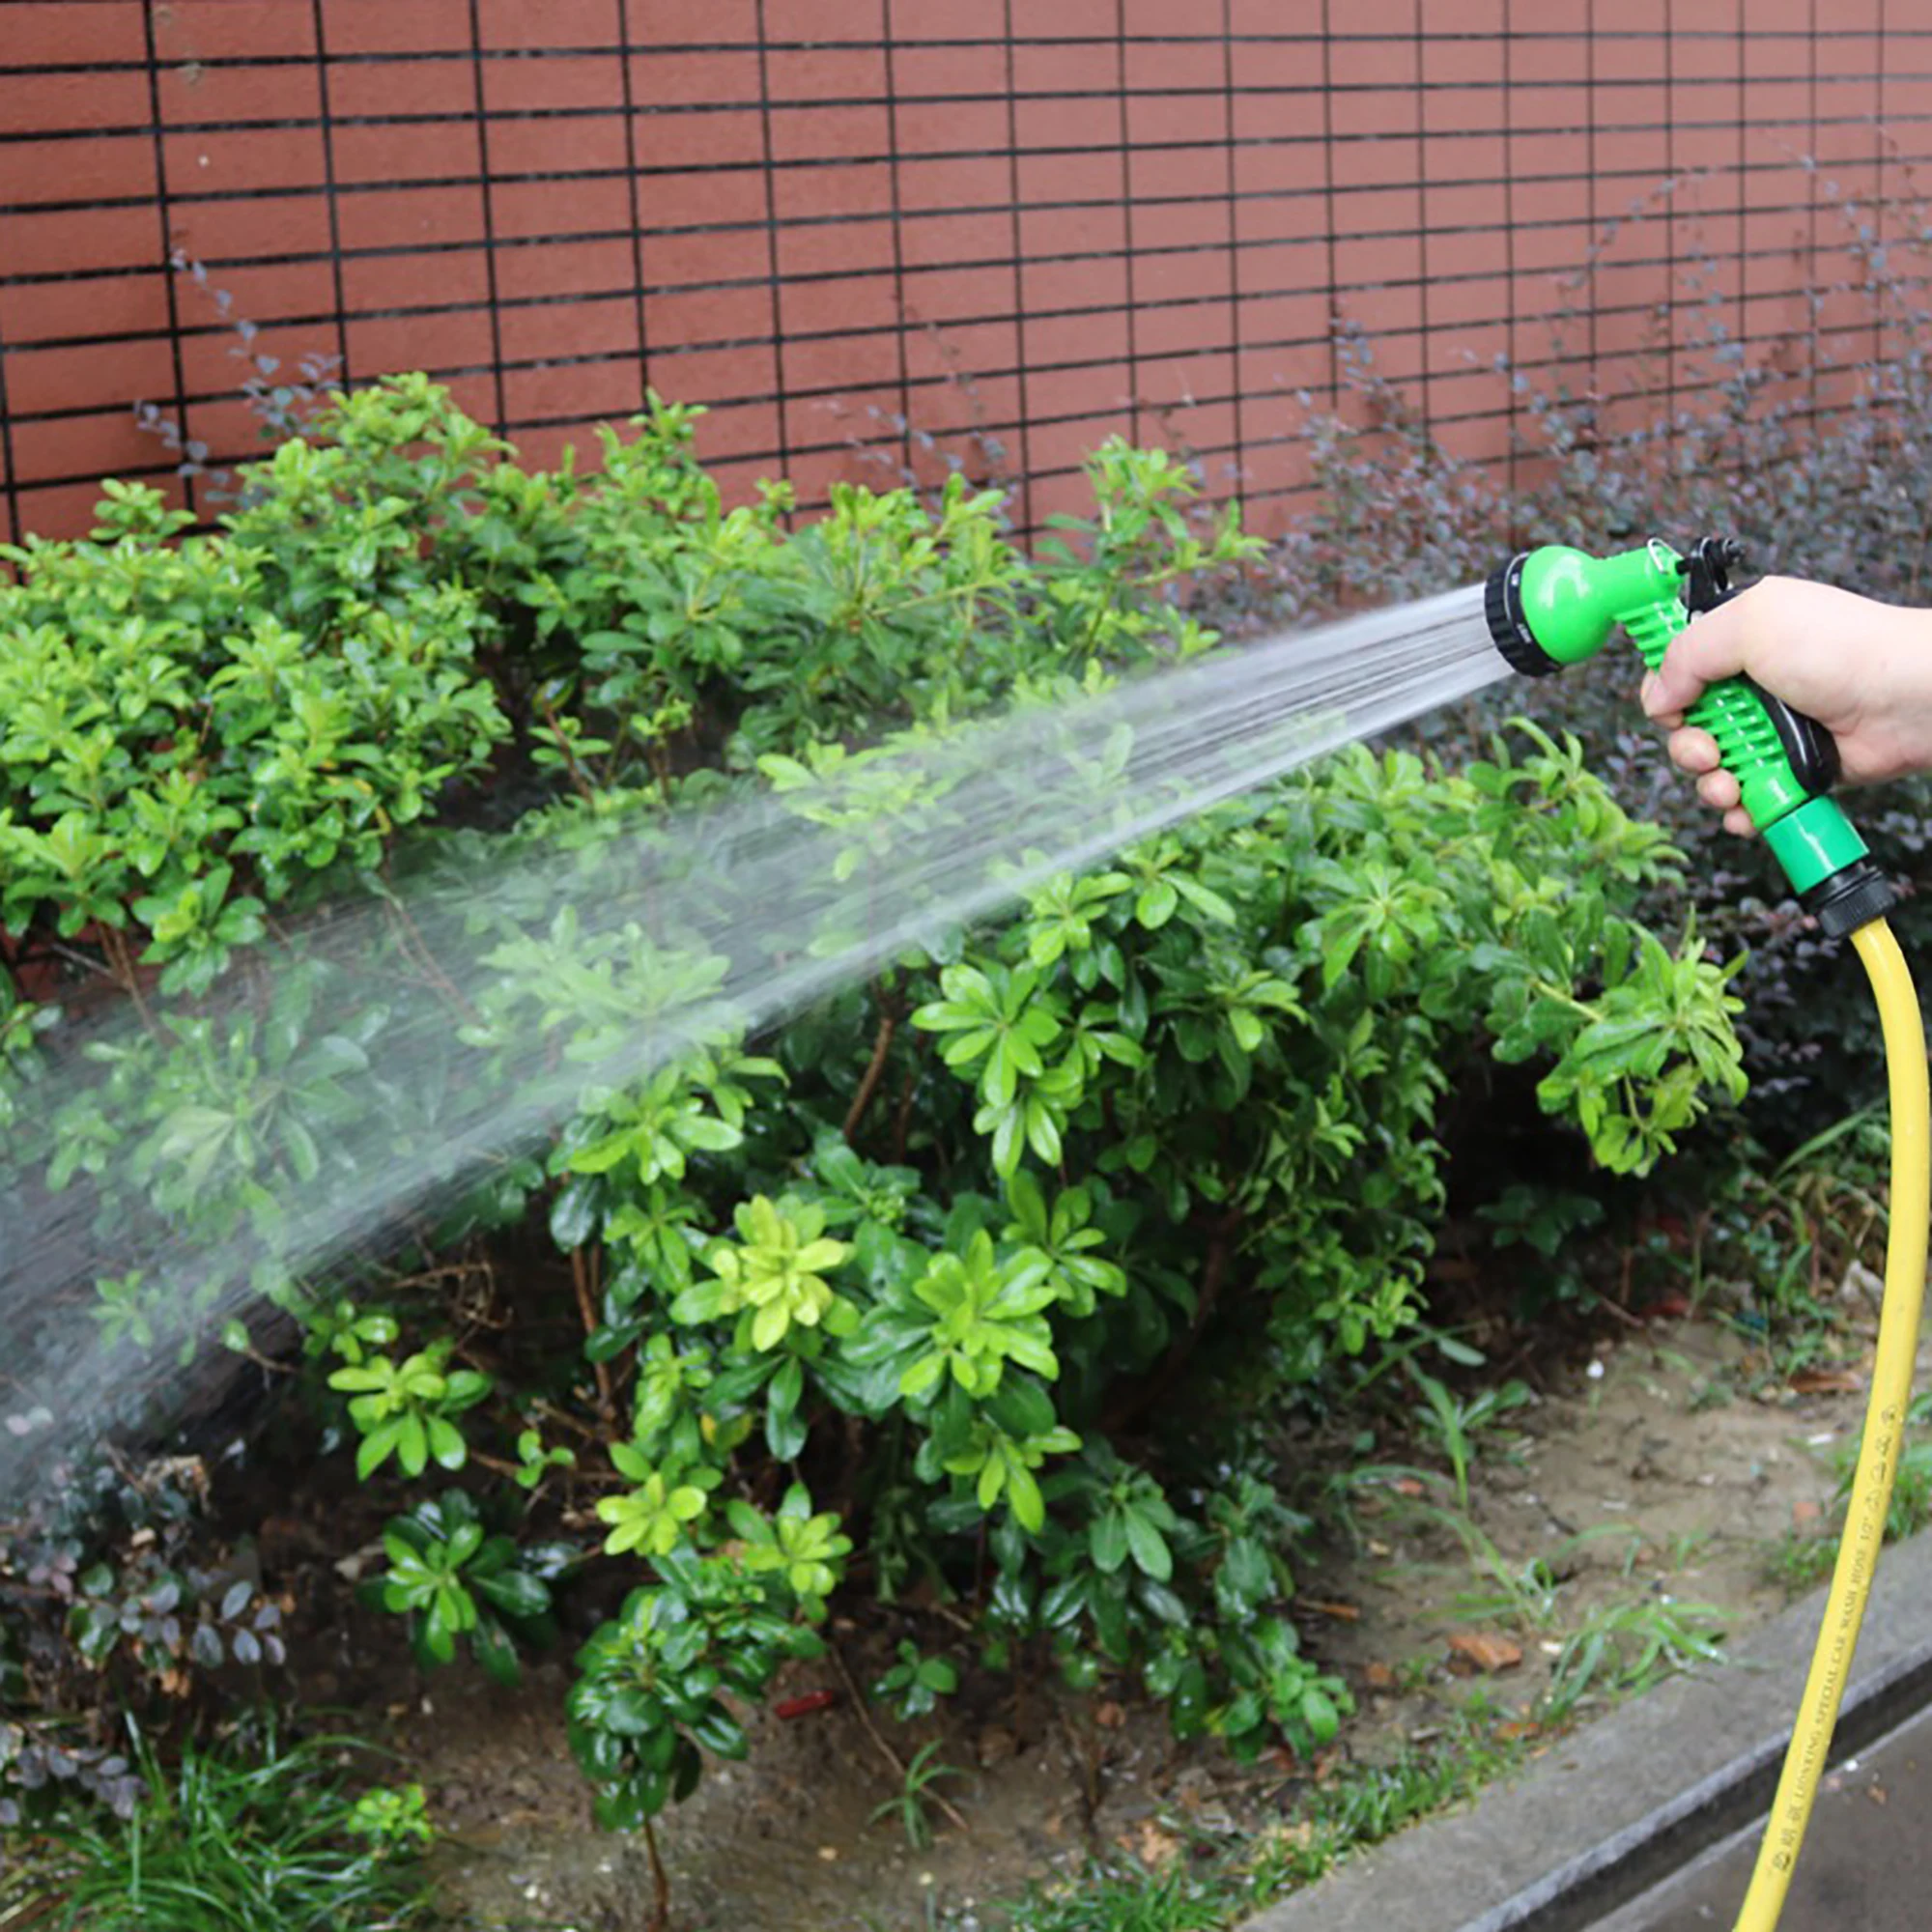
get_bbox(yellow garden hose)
[1475,540,1930,1923]
[1732,916,1932,1930]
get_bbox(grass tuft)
[2,1720,437,1932]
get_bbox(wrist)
[1863,604,1932,781]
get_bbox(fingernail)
[1638,672,1663,715]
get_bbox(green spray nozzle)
[1484,538,1895,937]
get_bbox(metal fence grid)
[0,0,1922,546]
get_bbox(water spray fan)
[1485,537,1931,1932]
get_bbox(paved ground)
[1244,1527,1932,1932]
[1596,1699,1932,1930]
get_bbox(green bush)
[1281,199,1932,1143]
[0,378,1744,1851]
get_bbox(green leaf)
[1007,1461,1045,1532]
[1090,1512,1129,1575]
[419,1619,459,1668]
[473,1615,522,1687]
[475,1571,551,1621]
[1123,1511,1173,1581]
[692,1709,750,1759]
[1301,1685,1341,1742]
[1173,874,1236,923]
[767,1355,809,1460]
[1136,878,1179,928]
[356,1418,402,1480]
[426,1414,467,1470]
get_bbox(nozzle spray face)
[1484,554,1557,676]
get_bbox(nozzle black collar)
[1801,860,1898,940]
[1485,554,1562,677]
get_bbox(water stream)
[0,585,1506,1489]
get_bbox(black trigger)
[1745,678,1841,793]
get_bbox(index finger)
[1644,598,1755,716]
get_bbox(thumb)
[1642,602,1752,718]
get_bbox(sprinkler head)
[1483,542,1683,676]
[1486,534,1895,937]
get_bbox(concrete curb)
[1242,1526,1932,1932]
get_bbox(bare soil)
[273,1300,1926,1932]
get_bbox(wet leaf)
[1446,1631,1522,1673]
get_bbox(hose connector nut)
[1803,861,1899,941]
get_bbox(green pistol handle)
[1620,591,1835,834]
[1627,541,1874,904]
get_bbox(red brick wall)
[0,0,1920,544]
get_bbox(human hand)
[1640,576,1932,835]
